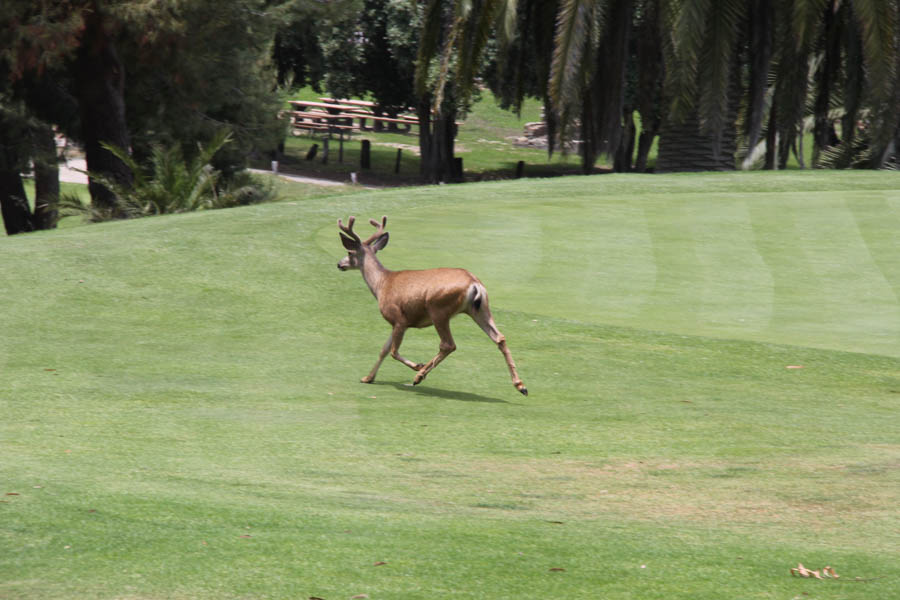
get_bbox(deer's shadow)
[372,381,514,404]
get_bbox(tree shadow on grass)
[370,381,515,404]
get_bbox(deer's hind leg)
[412,319,456,386]
[467,305,527,396]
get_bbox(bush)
[62,131,278,221]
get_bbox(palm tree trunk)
[764,94,777,169]
[812,0,842,165]
[656,110,737,172]
[657,51,741,173]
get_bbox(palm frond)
[696,0,746,142]
[76,130,240,220]
[662,0,708,121]
[548,0,601,140]
[744,0,774,151]
[455,0,507,105]
[791,0,828,51]
[415,0,445,98]
[853,0,900,165]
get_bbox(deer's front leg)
[388,324,425,371]
[361,327,424,384]
[361,334,393,383]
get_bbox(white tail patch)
[468,283,486,312]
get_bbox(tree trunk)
[634,0,663,172]
[657,54,740,173]
[614,110,636,172]
[656,111,738,172]
[33,126,59,230]
[812,0,841,166]
[417,97,457,184]
[764,94,778,169]
[0,171,35,236]
[74,9,132,214]
[0,118,35,235]
[635,129,655,172]
[584,0,633,174]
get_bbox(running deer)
[337,216,527,395]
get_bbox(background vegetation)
[4,0,900,234]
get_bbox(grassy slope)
[2,171,899,599]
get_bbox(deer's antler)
[363,216,387,245]
[338,216,361,244]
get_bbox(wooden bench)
[290,110,357,137]
[321,98,377,108]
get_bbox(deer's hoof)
[361,376,374,384]
[515,382,528,396]
[413,373,425,385]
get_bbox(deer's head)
[337,215,389,271]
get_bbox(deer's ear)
[371,232,389,252]
[340,233,358,251]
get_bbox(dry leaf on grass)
[790,564,839,579]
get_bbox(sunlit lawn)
[2,170,899,599]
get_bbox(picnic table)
[290,99,419,134]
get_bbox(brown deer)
[337,216,527,395]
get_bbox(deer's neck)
[360,254,391,299]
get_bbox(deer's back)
[380,268,479,327]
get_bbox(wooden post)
[321,138,329,164]
[361,140,371,169]
[305,144,318,161]
[339,131,344,164]
[515,160,525,179]
[394,148,402,174]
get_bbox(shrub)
[62,131,278,221]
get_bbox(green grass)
[3,171,900,599]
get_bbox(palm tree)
[654,0,750,172]
[414,0,517,183]
[818,0,900,168]
[494,0,662,174]
[547,0,646,173]
[548,0,900,172]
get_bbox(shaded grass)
[2,170,899,599]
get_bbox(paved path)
[59,158,88,184]
[60,160,371,189]
[248,168,369,188]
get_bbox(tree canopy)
[1,0,283,233]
